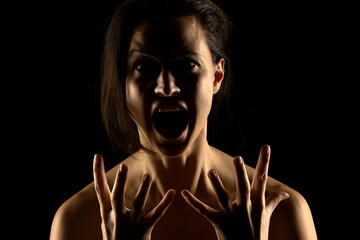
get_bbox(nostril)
[169,85,181,95]
[154,82,164,95]
[154,83,180,96]
[154,70,180,96]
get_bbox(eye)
[134,60,161,76]
[180,59,196,71]
[184,60,196,69]
[135,61,150,73]
[174,59,198,73]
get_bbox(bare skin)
[51,146,317,240]
[50,16,317,240]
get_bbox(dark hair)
[101,0,233,154]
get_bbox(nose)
[154,69,180,96]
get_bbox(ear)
[213,58,225,95]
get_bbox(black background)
[5,1,355,239]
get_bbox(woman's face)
[126,16,224,157]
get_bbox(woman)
[50,0,317,239]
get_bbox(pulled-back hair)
[101,0,233,154]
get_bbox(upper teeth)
[157,107,182,112]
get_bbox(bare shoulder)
[211,147,317,240]
[50,156,133,240]
[268,182,318,240]
[261,167,318,239]
[50,182,102,240]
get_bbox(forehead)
[129,16,208,57]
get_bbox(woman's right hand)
[93,154,175,240]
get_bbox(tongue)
[153,109,188,138]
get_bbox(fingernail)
[119,163,128,173]
[144,173,152,182]
[282,192,290,200]
[235,156,243,165]
[209,170,217,179]
[181,190,189,199]
[168,189,176,197]
[93,154,101,165]
[264,145,271,154]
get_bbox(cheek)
[126,81,144,124]
[126,81,153,131]
[126,82,138,111]
[197,90,214,121]
[187,74,214,125]
[196,74,215,108]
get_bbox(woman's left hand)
[181,145,289,240]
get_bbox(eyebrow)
[129,49,150,57]
[130,49,202,59]
[129,41,149,55]
[128,40,203,60]
[128,40,154,57]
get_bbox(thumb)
[265,191,289,215]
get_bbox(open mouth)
[152,106,189,139]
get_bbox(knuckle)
[132,200,144,213]
[258,173,268,182]
[95,184,102,194]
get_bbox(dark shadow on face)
[125,16,222,157]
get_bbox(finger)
[181,190,218,222]
[251,145,270,207]
[146,189,175,225]
[131,174,152,215]
[112,163,128,214]
[93,154,111,214]
[233,156,251,206]
[265,191,290,215]
[208,170,233,213]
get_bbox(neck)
[140,133,214,196]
